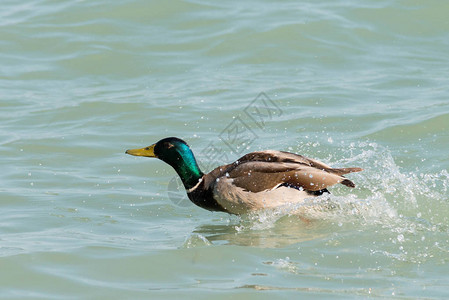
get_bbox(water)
[1,0,449,298]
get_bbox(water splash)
[232,142,449,263]
[181,233,212,248]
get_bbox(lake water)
[1,0,449,298]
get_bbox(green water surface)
[1,0,449,298]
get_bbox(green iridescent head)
[126,137,203,189]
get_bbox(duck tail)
[341,178,356,188]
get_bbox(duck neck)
[167,151,204,190]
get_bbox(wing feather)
[203,150,362,193]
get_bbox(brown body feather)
[202,150,362,193]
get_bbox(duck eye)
[145,147,150,150]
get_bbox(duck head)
[126,137,203,189]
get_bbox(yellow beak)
[125,143,156,157]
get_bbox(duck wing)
[215,150,362,193]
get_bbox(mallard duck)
[126,137,362,215]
